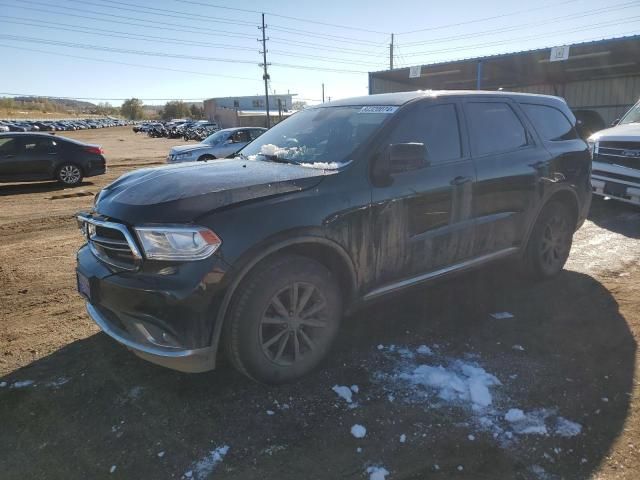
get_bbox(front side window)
[385,103,462,164]
[466,102,528,156]
[522,104,577,141]
[619,100,640,125]
[241,106,394,168]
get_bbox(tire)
[198,154,216,161]
[522,201,575,279]
[223,254,343,384]
[56,163,83,186]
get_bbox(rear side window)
[466,102,528,156]
[522,103,578,141]
[386,103,462,164]
[23,138,56,154]
[0,137,18,155]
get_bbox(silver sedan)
[167,127,266,163]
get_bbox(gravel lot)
[1,127,639,479]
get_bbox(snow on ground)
[490,312,514,320]
[351,424,367,438]
[366,466,389,480]
[374,345,582,444]
[332,385,354,403]
[183,445,229,480]
[10,380,34,388]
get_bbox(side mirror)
[387,142,428,174]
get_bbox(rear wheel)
[57,163,83,186]
[223,254,342,384]
[522,201,575,279]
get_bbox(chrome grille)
[595,141,640,171]
[78,215,142,270]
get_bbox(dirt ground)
[1,127,639,480]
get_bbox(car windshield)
[239,105,395,168]
[619,101,640,124]
[202,130,228,146]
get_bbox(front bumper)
[591,164,640,206]
[86,303,216,372]
[76,244,230,372]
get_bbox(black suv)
[76,91,591,383]
[0,133,106,186]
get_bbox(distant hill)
[12,96,97,111]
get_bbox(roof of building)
[369,34,640,91]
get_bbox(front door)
[369,100,476,291]
[218,130,251,157]
[462,98,548,256]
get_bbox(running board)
[363,247,519,301]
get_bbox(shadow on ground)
[588,196,640,239]
[0,181,95,197]
[0,268,635,479]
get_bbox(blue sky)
[1,0,639,106]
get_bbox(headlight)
[175,151,193,160]
[134,226,221,261]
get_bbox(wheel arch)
[522,187,580,251]
[209,236,358,360]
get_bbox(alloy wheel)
[259,282,328,366]
[59,165,81,184]
[540,214,571,270]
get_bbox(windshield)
[619,101,640,125]
[240,106,395,168]
[203,130,228,146]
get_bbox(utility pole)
[322,83,325,103]
[389,33,394,70]
[258,13,271,128]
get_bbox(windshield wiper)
[260,154,301,165]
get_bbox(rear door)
[370,100,476,288]
[462,98,548,256]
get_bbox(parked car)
[588,99,640,206]
[573,109,606,139]
[167,127,266,163]
[76,91,591,383]
[0,132,106,186]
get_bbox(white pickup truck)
[589,100,640,207]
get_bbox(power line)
[400,17,640,59]
[401,1,640,47]
[267,25,387,46]
[0,18,384,67]
[172,0,390,35]
[0,34,369,74]
[1,92,208,101]
[0,44,266,82]
[397,0,582,35]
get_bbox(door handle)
[450,175,472,186]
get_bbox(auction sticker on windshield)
[358,106,398,114]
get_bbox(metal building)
[369,35,640,126]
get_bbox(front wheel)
[223,254,342,384]
[57,163,83,186]
[197,154,216,161]
[522,201,575,279]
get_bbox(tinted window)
[23,137,56,154]
[386,103,462,164]
[0,137,18,155]
[466,102,528,156]
[522,103,578,141]
[249,129,264,140]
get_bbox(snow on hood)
[590,122,640,142]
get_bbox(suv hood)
[95,159,335,224]
[590,123,640,142]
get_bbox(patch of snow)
[356,447,362,453]
[399,434,406,443]
[468,434,475,441]
[266,410,275,416]
[553,417,582,437]
[602,397,609,402]
[128,386,143,400]
[109,465,116,474]
[581,458,588,464]
[46,377,70,388]
[157,451,165,458]
[457,465,464,471]
[332,385,353,403]
[377,344,384,350]
[512,345,525,351]
[351,424,366,438]
[505,409,525,422]
[11,380,34,388]
[490,312,514,320]
[366,466,389,480]
[416,345,433,355]
[0,382,6,387]
[434,464,440,471]
[530,464,551,479]
[299,161,343,170]
[187,445,229,480]
[387,394,395,402]
[350,385,359,393]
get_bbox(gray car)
[167,127,266,163]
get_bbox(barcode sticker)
[358,106,398,114]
